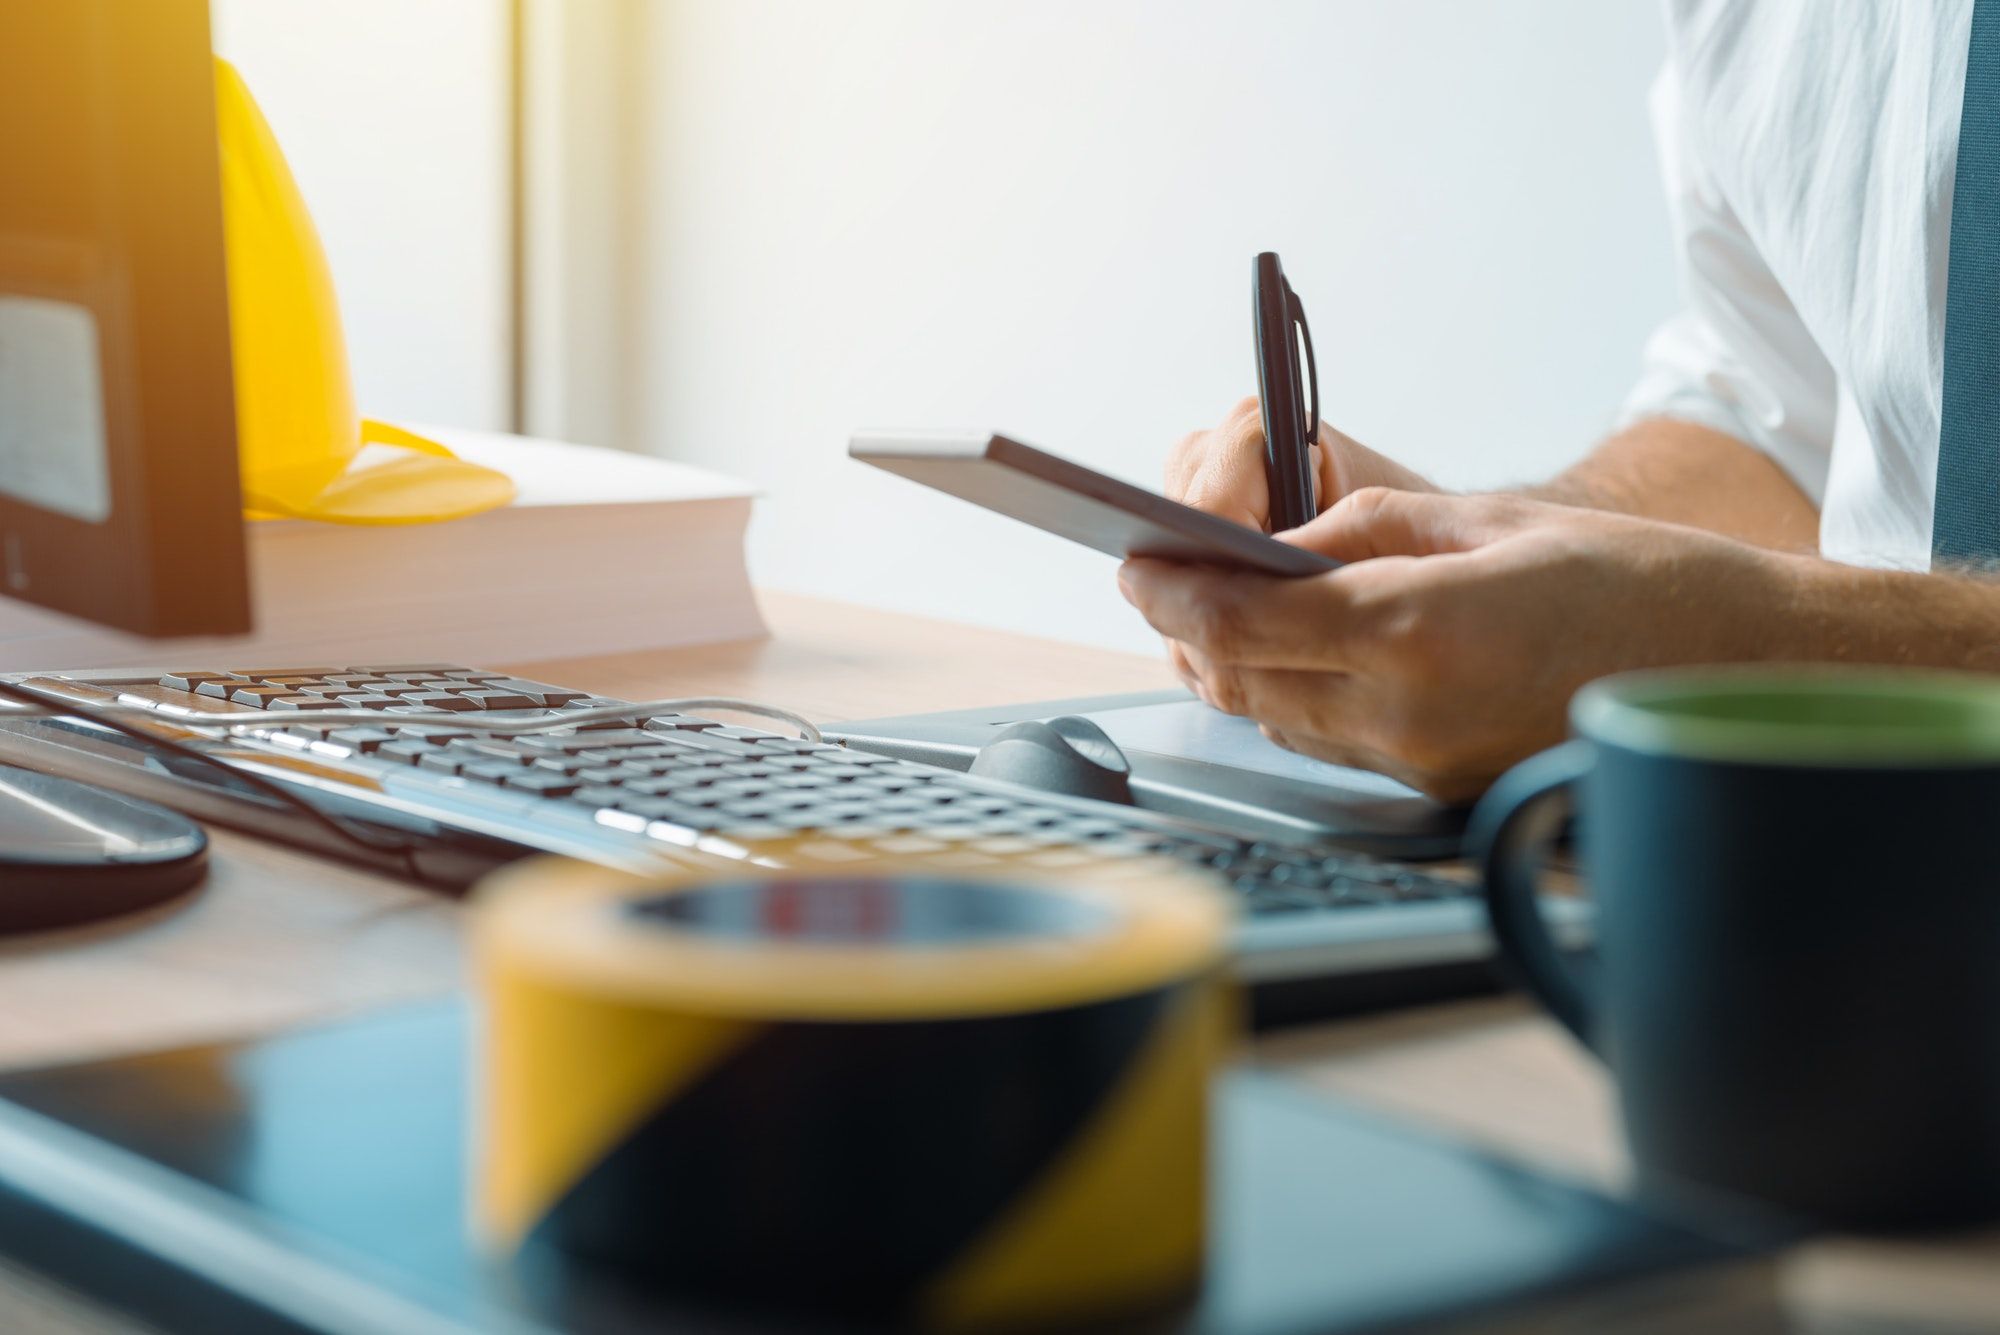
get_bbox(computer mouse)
[968,716,1134,805]
[0,765,208,935]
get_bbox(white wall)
[629,1,1679,655]
[210,0,512,430]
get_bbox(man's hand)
[1164,396,1438,534]
[1119,489,1808,803]
[1160,397,1439,693]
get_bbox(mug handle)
[1468,740,1597,1047]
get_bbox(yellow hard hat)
[215,57,515,525]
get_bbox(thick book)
[0,1003,1792,1334]
[0,426,765,670]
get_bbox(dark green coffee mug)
[1471,667,2000,1228]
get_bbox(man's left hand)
[1118,488,1806,802]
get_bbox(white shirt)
[1620,0,1974,569]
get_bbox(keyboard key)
[638,714,714,732]
[374,741,430,766]
[456,691,539,711]
[823,748,897,765]
[553,729,655,750]
[514,736,605,757]
[445,740,537,764]
[619,745,700,762]
[634,800,719,830]
[701,725,778,741]
[475,678,590,707]
[458,761,525,785]
[338,694,413,711]
[327,727,395,752]
[265,695,346,711]
[159,672,244,692]
[760,791,826,812]
[560,693,636,710]
[708,779,772,799]
[623,776,694,797]
[395,725,478,744]
[229,685,300,706]
[417,752,468,776]
[501,771,580,797]
[571,785,632,810]
[660,731,766,758]
[403,693,479,712]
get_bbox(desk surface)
[0,591,1991,1332]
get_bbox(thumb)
[1279,487,1525,562]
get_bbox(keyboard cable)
[0,679,823,864]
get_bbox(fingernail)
[1116,567,1135,602]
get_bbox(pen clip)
[1290,287,1320,460]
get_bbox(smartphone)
[849,431,1337,577]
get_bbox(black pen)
[1252,252,1320,533]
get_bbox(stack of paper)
[0,426,765,669]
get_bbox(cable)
[0,696,823,744]
[0,685,826,865]
[0,678,420,858]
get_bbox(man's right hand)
[1163,396,1439,535]
[1160,396,1438,690]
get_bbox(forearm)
[1763,555,2000,673]
[1522,417,1821,551]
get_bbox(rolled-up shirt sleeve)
[1618,63,1838,505]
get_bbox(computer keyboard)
[0,664,1574,1025]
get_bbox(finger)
[1163,639,1208,701]
[1119,558,1364,670]
[1195,661,1354,741]
[1282,487,1528,563]
[1259,720,1433,792]
[1165,397,1265,501]
[1177,404,1273,532]
[1166,639,1198,686]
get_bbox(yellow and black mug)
[472,859,1233,1329]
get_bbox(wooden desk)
[0,591,1992,1332]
